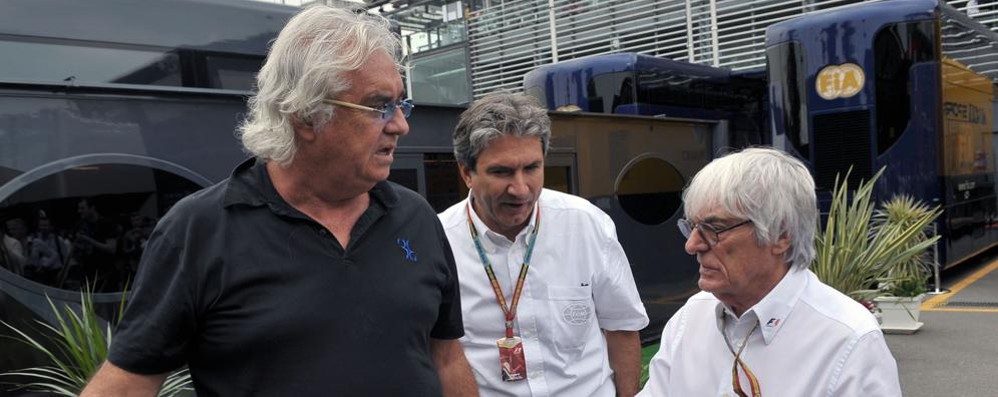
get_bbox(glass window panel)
[0,40,182,87]
[0,164,204,293]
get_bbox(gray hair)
[453,93,551,171]
[238,5,402,166]
[682,147,817,270]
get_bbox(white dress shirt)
[439,189,649,397]
[639,268,902,397]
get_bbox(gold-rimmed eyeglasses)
[324,98,414,121]
[677,218,752,247]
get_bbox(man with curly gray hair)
[639,147,901,396]
[83,5,476,396]
[439,93,648,396]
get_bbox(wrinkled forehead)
[683,193,747,223]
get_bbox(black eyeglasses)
[324,98,414,121]
[677,218,752,247]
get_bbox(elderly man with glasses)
[638,147,901,397]
[82,5,476,397]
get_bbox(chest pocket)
[544,285,594,350]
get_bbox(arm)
[605,330,641,397]
[430,338,479,397]
[80,361,167,397]
[832,331,902,397]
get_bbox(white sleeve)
[828,331,902,397]
[592,215,648,331]
[637,305,688,397]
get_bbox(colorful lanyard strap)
[466,202,541,338]
[722,315,762,397]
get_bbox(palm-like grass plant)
[0,286,191,396]
[812,168,940,301]
[875,195,941,297]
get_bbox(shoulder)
[153,180,229,236]
[798,271,881,334]
[437,197,470,231]
[539,189,614,229]
[383,181,436,215]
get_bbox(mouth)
[375,145,395,158]
[698,262,721,274]
[500,201,532,212]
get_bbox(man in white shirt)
[439,93,649,396]
[638,148,902,397]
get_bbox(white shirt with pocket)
[439,189,649,397]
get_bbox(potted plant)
[811,168,939,333]
[0,286,192,396]
[872,196,940,333]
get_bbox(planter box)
[874,294,925,334]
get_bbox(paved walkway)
[886,256,998,396]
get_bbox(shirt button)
[736,341,744,348]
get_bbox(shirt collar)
[465,190,539,249]
[223,157,399,214]
[714,267,809,345]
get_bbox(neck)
[721,265,791,318]
[267,161,372,209]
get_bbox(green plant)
[874,195,940,297]
[0,286,191,396]
[812,168,940,301]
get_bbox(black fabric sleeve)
[429,218,464,340]
[107,215,198,375]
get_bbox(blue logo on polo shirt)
[396,238,418,263]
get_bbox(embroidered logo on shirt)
[396,238,418,263]
[562,303,592,325]
[765,318,781,327]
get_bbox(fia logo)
[396,238,418,263]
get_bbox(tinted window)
[0,164,204,293]
[0,40,182,87]
[875,21,936,154]
[615,157,684,225]
[423,153,464,213]
[204,55,264,91]
[587,71,635,113]
[767,42,808,156]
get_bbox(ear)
[292,118,318,143]
[458,163,474,189]
[771,233,792,257]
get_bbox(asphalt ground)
[887,253,998,397]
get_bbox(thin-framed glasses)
[324,98,414,121]
[677,218,752,246]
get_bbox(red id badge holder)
[497,336,527,381]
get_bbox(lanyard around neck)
[722,315,762,397]
[466,202,541,338]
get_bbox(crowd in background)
[0,199,155,292]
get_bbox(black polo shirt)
[109,159,463,396]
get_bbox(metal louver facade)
[466,0,998,98]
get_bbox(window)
[766,42,809,157]
[615,156,684,225]
[0,164,204,293]
[0,40,183,87]
[875,21,936,154]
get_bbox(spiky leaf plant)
[812,168,940,301]
[0,286,191,396]
[874,195,941,297]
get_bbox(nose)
[384,108,409,136]
[506,172,530,197]
[684,229,709,255]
